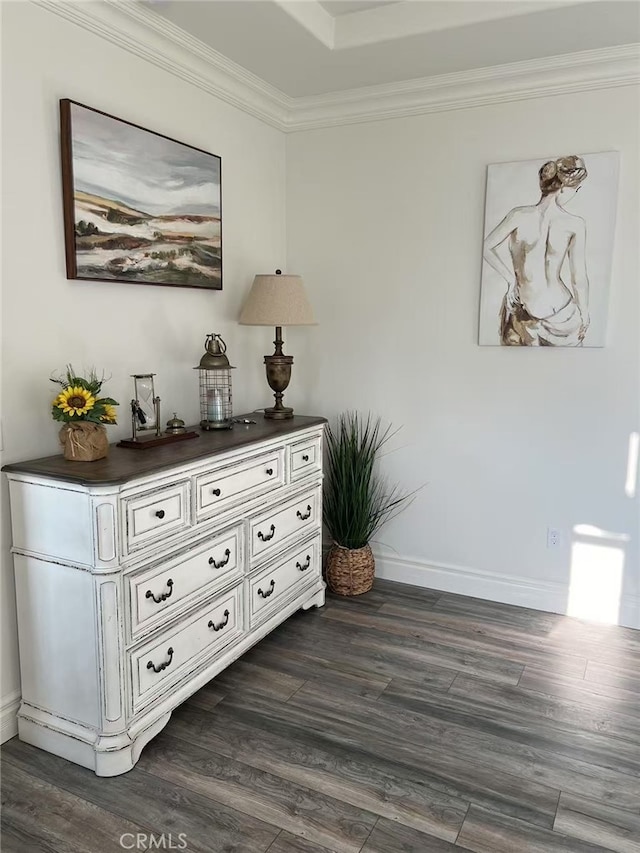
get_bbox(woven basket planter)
[326,543,374,596]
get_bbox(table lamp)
[238,269,316,419]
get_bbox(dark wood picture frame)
[60,99,222,290]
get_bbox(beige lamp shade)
[238,274,316,326]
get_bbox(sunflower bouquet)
[51,366,118,424]
[51,366,119,461]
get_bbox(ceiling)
[147,1,640,98]
[318,1,400,16]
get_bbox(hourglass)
[132,374,160,435]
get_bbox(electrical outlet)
[547,527,561,549]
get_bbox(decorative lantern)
[195,334,234,430]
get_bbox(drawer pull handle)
[302,454,309,462]
[208,609,230,632]
[211,488,221,497]
[155,509,166,519]
[209,548,231,569]
[145,578,174,604]
[147,647,174,674]
[258,579,276,599]
[296,505,312,521]
[266,468,274,476]
[297,555,311,572]
[257,524,276,542]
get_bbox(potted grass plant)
[323,411,413,596]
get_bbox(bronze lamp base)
[264,326,294,419]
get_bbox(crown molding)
[287,44,640,130]
[32,2,639,134]
[32,0,293,131]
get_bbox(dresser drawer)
[195,449,285,521]
[130,584,242,712]
[127,525,242,641]
[249,486,320,565]
[249,536,321,627]
[122,481,190,554]
[289,435,322,482]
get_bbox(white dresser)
[3,416,326,776]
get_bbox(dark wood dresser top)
[2,415,326,487]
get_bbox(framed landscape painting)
[60,100,222,290]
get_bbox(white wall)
[1,2,286,734]
[286,86,640,628]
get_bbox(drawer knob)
[211,488,221,497]
[296,555,311,572]
[302,454,309,462]
[208,609,230,632]
[257,524,276,542]
[265,468,274,476]
[147,647,174,674]
[209,548,231,569]
[145,578,174,604]
[296,505,312,521]
[258,579,276,599]
[155,509,166,519]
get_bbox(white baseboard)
[372,550,640,631]
[1,690,21,743]
[619,597,640,632]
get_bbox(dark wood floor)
[2,579,640,853]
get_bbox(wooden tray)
[117,431,199,450]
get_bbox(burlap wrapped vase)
[59,422,109,461]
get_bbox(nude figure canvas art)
[479,152,619,347]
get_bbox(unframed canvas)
[479,151,619,347]
[60,100,222,290]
